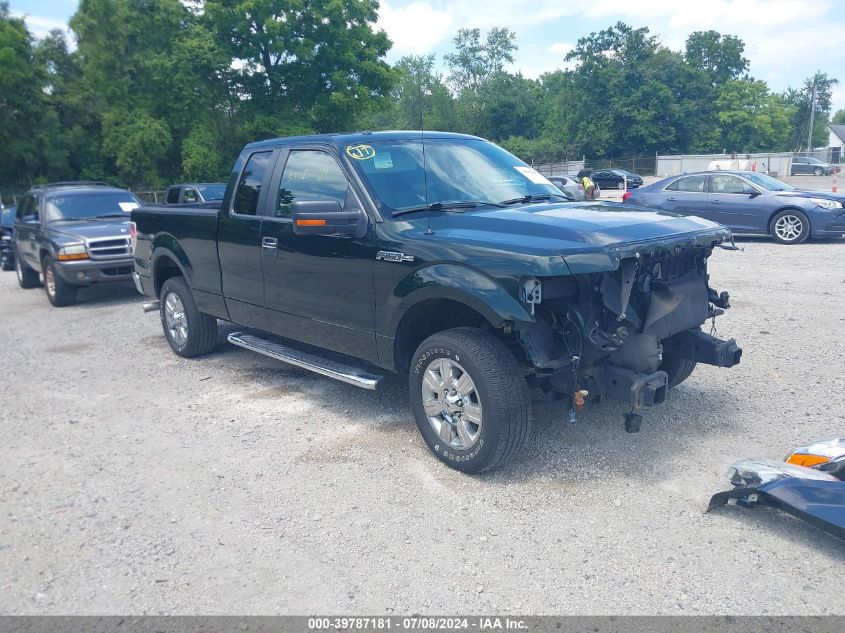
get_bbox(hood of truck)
[415,201,731,273]
[48,219,132,242]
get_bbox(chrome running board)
[227,332,383,390]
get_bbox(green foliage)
[833,109,845,125]
[0,6,839,193]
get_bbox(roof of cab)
[244,130,486,150]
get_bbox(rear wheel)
[16,254,40,288]
[160,276,218,357]
[770,209,809,244]
[409,327,530,473]
[617,181,626,190]
[42,256,77,307]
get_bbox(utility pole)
[807,81,817,152]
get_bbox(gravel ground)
[1,238,844,615]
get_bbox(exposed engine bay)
[517,244,742,431]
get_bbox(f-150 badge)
[376,251,414,263]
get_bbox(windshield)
[346,139,561,215]
[1,207,15,227]
[197,184,226,200]
[743,172,795,191]
[45,191,141,221]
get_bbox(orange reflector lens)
[57,253,89,261]
[296,219,327,226]
[786,453,830,467]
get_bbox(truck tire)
[409,327,530,473]
[770,209,809,244]
[16,255,40,288]
[42,256,77,307]
[159,276,218,357]
[660,354,697,389]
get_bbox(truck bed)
[132,202,223,302]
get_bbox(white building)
[828,124,845,164]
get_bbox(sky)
[9,0,845,113]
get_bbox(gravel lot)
[1,238,844,615]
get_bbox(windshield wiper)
[392,200,503,218]
[499,192,571,205]
[93,213,130,219]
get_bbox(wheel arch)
[767,205,811,234]
[386,264,536,372]
[152,246,190,297]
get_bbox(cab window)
[232,151,273,216]
[166,187,180,204]
[183,188,199,203]
[275,150,350,218]
[666,175,706,192]
[711,175,756,194]
[17,195,38,222]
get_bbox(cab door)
[259,147,378,363]
[706,173,763,232]
[217,149,277,329]
[14,193,42,271]
[656,174,712,218]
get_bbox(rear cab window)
[232,151,274,216]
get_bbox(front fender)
[380,263,536,336]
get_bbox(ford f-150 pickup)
[131,131,742,473]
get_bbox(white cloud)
[11,11,69,38]
[548,42,573,55]
[378,1,454,55]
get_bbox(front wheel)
[160,276,218,357]
[16,254,41,288]
[42,256,77,307]
[770,209,809,244]
[813,167,823,176]
[409,327,530,473]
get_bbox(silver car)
[548,176,600,201]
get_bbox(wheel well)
[39,248,51,264]
[394,299,493,373]
[767,207,808,233]
[154,256,183,297]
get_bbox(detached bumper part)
[709,458,845,542]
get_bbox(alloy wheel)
[421,357,483,450]
[774,214,803,242]
[164,292,188,347]
[45,265,56,297]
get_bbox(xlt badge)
[376,251,414,263]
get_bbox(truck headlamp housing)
[57,244,89,261]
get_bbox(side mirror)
[292,200,366,237]
[748,190,761,197]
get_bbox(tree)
[684,31,748,86]
[444,27,517,92]
[0,2,51,191]
[205,0,395,133]
[783,72,839,149]
[833,109,845,125]
[714,79,794,152]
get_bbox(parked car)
[548,175,600,201]
[790,156,839,176]
[589,169,643,190]
[164,183,227,205]
[1,205,16,271]
[132,131,740,473]
[14,182,141,306]
[623,170,845,244]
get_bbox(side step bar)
[227,332,383,390]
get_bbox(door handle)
[710,200,721,204]
[261,237,278,249]
[666,197,677,201]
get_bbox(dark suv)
[0,205,16,271]
[14,182,141,306]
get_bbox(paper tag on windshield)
[119,202,139,213]
[514,166,553,185]
[373,152,393,169]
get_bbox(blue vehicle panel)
[625,171,845,244]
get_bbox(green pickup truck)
[131,131,741,473]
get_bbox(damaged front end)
[517,234,741,431]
